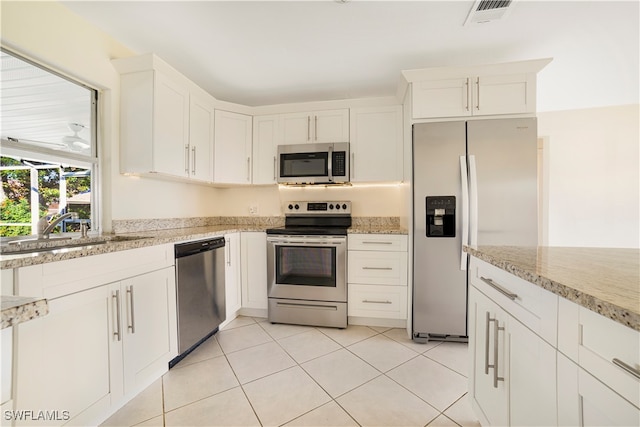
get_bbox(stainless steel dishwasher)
[171,237,226,367]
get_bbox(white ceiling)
[61,0,639,111]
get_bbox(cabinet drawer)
[348,234,407,251]
[559,297,640,408]
[348,284,407,319]
[348,251,407,286]
[469,257,558,346]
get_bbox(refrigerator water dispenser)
[425,196,456,237]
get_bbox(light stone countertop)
[1,295,48,329]
[0,217,407,270]
[464,245,640,331]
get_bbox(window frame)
[0,47,100,235]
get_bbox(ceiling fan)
[62,122,90,151]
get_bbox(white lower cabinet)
[116,268,177,395]
[13,246,177,426]
[224,232,242,321]
[15,285,113,426]
[347,234,408,322]
[469,285,557,427]
[557,297,640,425]
[240,232,268,314]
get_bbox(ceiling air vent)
[464,0,514,25]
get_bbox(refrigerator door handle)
[469,155,479,246]
[460,155,469,270]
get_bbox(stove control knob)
[342,203,348,210]
[335,204,341,210]
[288,204,293,210]
[294,204,300,210]
[329,204,334,210]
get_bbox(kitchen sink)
[0,235,151,256]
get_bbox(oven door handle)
[275,240,343,246]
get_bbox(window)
[0,49,98,237]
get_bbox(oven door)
[267,235,347,302]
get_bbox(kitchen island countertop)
[464,245,640,331]
[1,295,48,329]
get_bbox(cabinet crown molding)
[401,57,553,82]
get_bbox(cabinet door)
[349,106,403,182]
[214,110,253,184]
[153,72,190,177]
[473,74,533,116]
[189,92,214,182]
[225,233,242,319]
[252,115,280,184]
[15,285,114,426]
[281,112,312,144]
[121,268,177,395]
[313,109,349,143]
[412,78,471,119]
[240,232,268,311]
[469,286,508,427]
[508,317,557,426]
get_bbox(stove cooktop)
[265,226,349,236]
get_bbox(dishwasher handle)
[175,237,225,258]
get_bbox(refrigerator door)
[412,122,468,338]
[467,118,538,246]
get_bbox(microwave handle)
[327,144,334,182]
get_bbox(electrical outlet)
[249,206,258,215]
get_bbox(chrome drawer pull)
[613,358,640,379]
[362,299,392,304]
[112,290,121,342]
[480,277,518,300]
[362,241,393,245]
[362,266,393,270]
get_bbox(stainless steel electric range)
[266,201,351,328]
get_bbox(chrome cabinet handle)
[191,146,196,174]
[465,78,470,111]
[127,286,135,334]
[362,299,392,304]
[613,358,640,379]
[246,157,251,182]
[273,156,277,181]
[307,116,311,141]
[362,266,393,271]
[314,116,318,141]
[184,144,189,173]
[493,317,505,388]
[480,277,518,300]
[362,241,393,245]
[476,77,480,110]
[485,311,505,387]
[226,237,231,266]
[113,290,121,341]
[485,312,491,375]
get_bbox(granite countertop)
[0,217,408,270]
[465,245,640,331]
[1,295,49,329]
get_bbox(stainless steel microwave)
[277,142,349,185]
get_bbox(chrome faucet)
[38,212,79,239]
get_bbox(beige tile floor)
[101,316,480,427]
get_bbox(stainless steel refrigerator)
[412,118,538,342]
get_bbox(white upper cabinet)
[188,92,215,182]
[404,58,551,120]
[214,110,253,185]
[281,109,349,144]
[349,106,403,182]
[252,115,280,185]
[113,54,215,182]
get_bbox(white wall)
[538,105,639,248]
[214,184,405,217]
